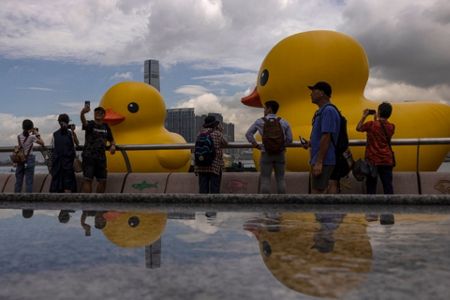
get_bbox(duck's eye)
[128,216,140,228]
[259,69,269,86]
[128,102,139,113]
[262,240,272,257]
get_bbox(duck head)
[242,30,369,111]
[101,81,166,130]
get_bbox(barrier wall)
[0,174,11,192]
[0,172,449,195]
[123,173,169,193]
[419,172,450,194]
[222,172,259,194]
[3,173,48,193]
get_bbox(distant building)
[144,59,160,91]
[165,108,196,142]
[165,108,234,143]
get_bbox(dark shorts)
[82,157,107,181]
[311,165,334,191]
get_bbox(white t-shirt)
[18,133,38,156]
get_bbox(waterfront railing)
[0,138,449,173]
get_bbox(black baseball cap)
[308,81,332,97]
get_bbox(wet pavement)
[0,206,449,300]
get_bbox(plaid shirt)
[195,128,227,175]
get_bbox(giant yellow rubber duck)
[100,81,191,172]
[102,211,167,248]
[242,30,450,171]
[244,213,372,298]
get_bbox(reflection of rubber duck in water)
[244,213,372,298]
[242,30,450,171]
[102,211,167,248]
[101,82,191,172]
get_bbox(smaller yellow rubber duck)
[102,211,167,248]
[101,81,191,172]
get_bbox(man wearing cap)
[304,82,340,194]
[80,105,116,193]
[195,115,228,193]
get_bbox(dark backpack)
[262,117,285,154]
[325,104,351,178]
[194,131,215,166]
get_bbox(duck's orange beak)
[104,108,125,126]
[104,211,123,221]
[241,87,263,107]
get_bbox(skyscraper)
[144,59,160,91]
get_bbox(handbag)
[352,158,378,181]
[73,155,83,173]
[70,130,83,173]
[10,135,31,164]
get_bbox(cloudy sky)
[1,0,449,145]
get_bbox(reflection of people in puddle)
[80,211,106,236]
[58,210,75,223]
[22,209,34,219]
[365,213,395,225]
[312,213,345,253]
[244,212,373,298]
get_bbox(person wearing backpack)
[304,82,340,194]
[356,102,395,194]
[194,115,228,193]
[245,100,293,194]
[14,119,45,193]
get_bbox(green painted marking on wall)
[131,180,159,191]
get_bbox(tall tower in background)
[144,59,160,91]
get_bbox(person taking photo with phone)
[80,102,116,193]
[14,119,45,193]
[356,102,396,194]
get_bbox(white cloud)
[365,76,450,103]
[193,72,257,87]
[175,85,209,96]
[16,87,55,92]
[0,0,341,68]
[0,113,58,147]
[110,72,134,81]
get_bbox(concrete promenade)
[1,171,449,208]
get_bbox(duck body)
[244,213,372,298]
[101,81,191,173]
[242,30,450,171]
